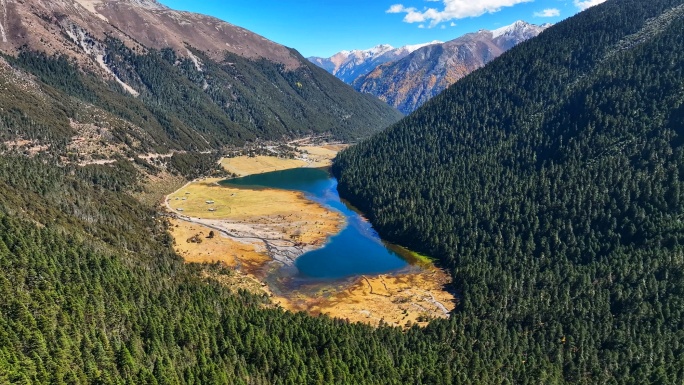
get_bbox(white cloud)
[534,8,560,17]
[386,0,534,27]
[574,0,607,10]
[386,4,408,13]
[450,22,457,27]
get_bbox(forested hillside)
[335,0,684,382]
[2,43,401,154]
[0,155,467,384]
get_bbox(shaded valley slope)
[335,0,684,382]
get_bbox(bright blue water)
[221,168,410,280]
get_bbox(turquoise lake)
[221,167,412,280]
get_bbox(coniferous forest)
[2,39,402,153]
[0,155,462,384]
[334,0,684,383]
[0,0,683,384]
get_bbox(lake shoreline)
[164,145,456,328]
[165,177,344,267]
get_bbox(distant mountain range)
[308,41,442,84]
[310,21,549,114]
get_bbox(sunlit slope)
[0,0,403,155]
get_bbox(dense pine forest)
[0,155,469,384]
[335,0,684,383]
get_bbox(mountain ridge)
[0,0,402,159]
[352,20,549,113]
[308,41,442,84]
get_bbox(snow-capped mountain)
[491,20,553,49]
[353,21,550,114]
[308,41,442,84]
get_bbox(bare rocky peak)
[0,0,300,70]
[74,0,168,12]
[94,1,300,68]
[0,0,140,63]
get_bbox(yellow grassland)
[166,178,343,245]
[169,218,269,269]
[220,156,307,177]
[280,268,456,328]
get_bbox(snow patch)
[492,20,532,38]
[334,44,396,62]
[364,44,394,56]
[402,40,443,53]
[328,40,442,63]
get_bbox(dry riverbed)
[165,146,456,328]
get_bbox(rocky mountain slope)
[0,0,402,160]
[308,41,441,84]
[353,21,549,114]
[0,0,299,74]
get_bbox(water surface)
[222,168,411,280]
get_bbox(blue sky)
[157,0,606,58]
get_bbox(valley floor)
[164,144,456,328]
